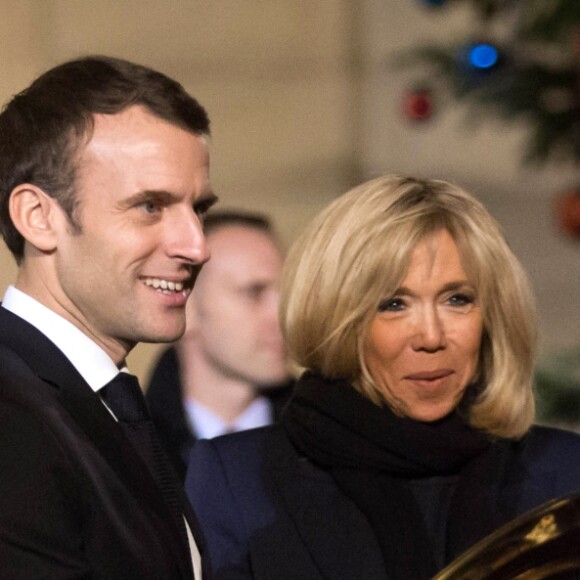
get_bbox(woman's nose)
[412,307,446,352]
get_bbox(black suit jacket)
[0,307,208,580]
[146,346,294,480]
[185,424,580,580]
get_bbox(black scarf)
[283,372,515,579]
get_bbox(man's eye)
[195,198,217,220]
[377,298,406,312]
[139,202,161,214]
[243,286,265,301]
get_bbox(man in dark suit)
[0,56,217,579]
[147,211,294,480]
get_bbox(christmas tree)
[403,0,580,239]
[406,0,580,165]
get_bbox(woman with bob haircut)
[185,175,580,580]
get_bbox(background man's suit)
[147,346,294,480]
[0,307,207,579]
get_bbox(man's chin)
[137,325,186,345]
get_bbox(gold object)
[434,493,580,579]
[523,515,558,545]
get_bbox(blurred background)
[0,0,578,423]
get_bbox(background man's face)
[49,105,213,360]
[187,225,288,386]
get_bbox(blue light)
[468,43,499,70]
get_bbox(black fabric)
[145,348,196,479]
[102,373,192,562]
[408,475,458,569]
[283,371,514,580]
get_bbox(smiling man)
[0,56,216,580]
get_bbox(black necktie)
[101,372,191,555]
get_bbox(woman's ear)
[8,184,61,253]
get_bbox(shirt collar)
[184,396,273,439]
[2,285,120,392]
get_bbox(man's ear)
[8,184,62,253]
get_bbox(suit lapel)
[0,308,194,579]
[266,431,387,580]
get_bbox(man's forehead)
[74,106,210,189]
[207,224,276,251]
[200,228,281,281]
[208,227,278,262]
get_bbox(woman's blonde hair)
[280,175,536,439]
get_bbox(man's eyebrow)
[120,189,219,209]
[121,190,175,207]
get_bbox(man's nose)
[166,211,210,265]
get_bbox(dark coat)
[146,346,294,480]
[185,423,580,580]
[0,307,208,580]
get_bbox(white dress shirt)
[185,396,273,439]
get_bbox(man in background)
[0,55,215,579]
[147,211,293,479]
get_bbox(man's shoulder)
[208,424,287,454]
[0,348,66,443]
[0,342,44,395]
[191,425,294,476]
[0,305,62,372]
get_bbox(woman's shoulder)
[526,424,580,447]
[519,424,580,469]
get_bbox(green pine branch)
[399,0,580,165]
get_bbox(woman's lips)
[405,369,454,381]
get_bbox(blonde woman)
[186,175,580,580]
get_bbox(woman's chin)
[405,400,459,423]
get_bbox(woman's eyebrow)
[394,280,474,297]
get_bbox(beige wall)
[0,0,577,383]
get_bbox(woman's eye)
[448,293,475,307]
[378,298,406,312]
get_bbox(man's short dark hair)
[0,55,210,261]
[204,210,274,237]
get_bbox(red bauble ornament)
[555,189,580,239]
[403,88,433,121]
